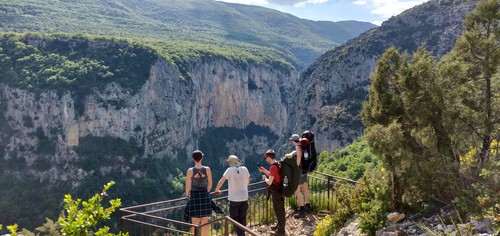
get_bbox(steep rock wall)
[0,57,297,186]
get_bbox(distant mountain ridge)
[0,0,376,68]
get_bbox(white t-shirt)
[223,166,250,202]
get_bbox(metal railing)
[119,171,357,236]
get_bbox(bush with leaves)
[350,168,390,235]
[314,215,338,236]
[1,181,127,236]
[317,137,379,180]
[58,181,126,236]
[454,138,500,233]
[313,186,353,235]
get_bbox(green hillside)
[0,0,376,68]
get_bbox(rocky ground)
[248,207,495,236]
[252,208,321,236]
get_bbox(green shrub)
[453,139,500,233]
[58,181,126,236]
[317,138,379,181]
[350,168,390,235]
[1,181,126,235]
[314,215,338,236]
[313,186,353,235]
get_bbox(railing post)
[266,195,269,224]
[224,218,229,236]
[194,226,200,236]
[118,210,123,233]
[327,176,331,212]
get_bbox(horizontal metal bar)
[309,171,358,184]
[121,218,194,235]
[122,211,198,227]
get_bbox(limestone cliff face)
[192,60,294,133]
[1,58,297,185]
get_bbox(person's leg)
[303,182,311,203]
[238,200,248,236]
[229,201,239,235]
[200,216,209,236]
[295,187,304,206]
[271,190,286,234]
[191,217,201,235]
[230,201,245,236]
[294,174,308,218]
[302,181,312,213]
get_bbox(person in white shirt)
[214,155,250,236]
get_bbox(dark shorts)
[299,172,308,184]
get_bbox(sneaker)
[293,208,306,218]
[304,204,312,213]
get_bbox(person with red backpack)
[290,133,312,218]
[258,149,286,236]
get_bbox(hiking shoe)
[293,208,306,218]
[304,204,312,213]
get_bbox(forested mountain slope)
[0,0,375,68]
[291,0,479,151]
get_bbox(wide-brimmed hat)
[227,155,242,167]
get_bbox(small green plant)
[35,218,61,236]
[313,186,354,235]
[58,181,126,236]
[7,224,18,236]
[350,168,389,235]
[314,215,337,236]
[1,181,126,236]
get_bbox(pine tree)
[362,48,408,209]
[439,0,500,165]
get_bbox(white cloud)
[216,0,268,4]
[369,0,427,18]
[268,0,328,7]
[353,0,368,5]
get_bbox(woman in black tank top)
[184,150,212,236]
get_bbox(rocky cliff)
[1,57,296,178]
[292,0,478,151]
[0,35,298,226]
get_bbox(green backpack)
[276,151,301,197]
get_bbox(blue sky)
[215,0,428,25]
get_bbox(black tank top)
[191,167,208,191]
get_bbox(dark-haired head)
[192,150,204,162]
[265,149,276,159]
